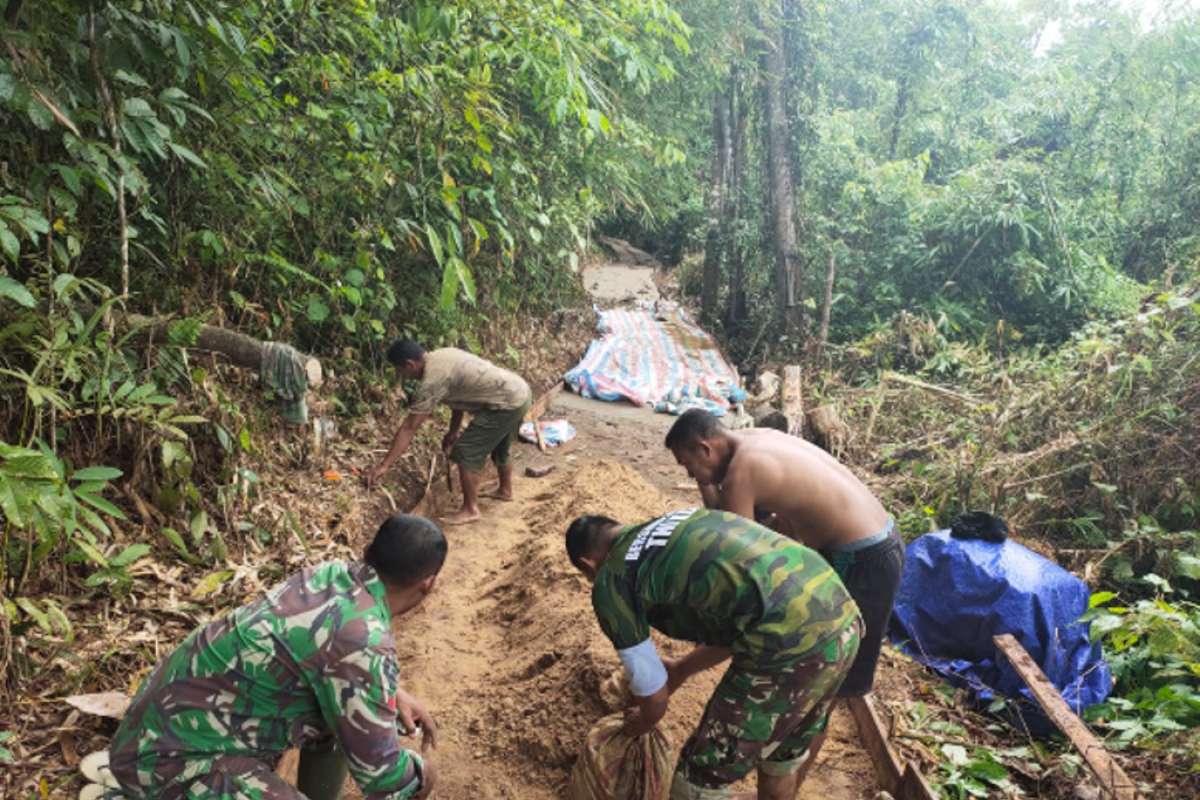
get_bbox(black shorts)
[819,520,905,697]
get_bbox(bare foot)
[481,489,514,502]
[441,509,481,526]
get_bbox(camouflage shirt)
[109,561,423,800]
[592,509,860,669]
[410,348,530,415]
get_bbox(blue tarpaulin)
[887,530,1112,735]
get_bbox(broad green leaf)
[306,295,330,323]
[56,166,83,196]
[0,225,19,261]
[122,97,155,118]
[72,466,123,482]
[74,539,108,568]
[109,543,152,567]
[114,70,150,87]
[162,527,190,555]
[0,276,33,308]
[15,598,50,631]
[191,569,235,599]
[966,761,1009,782]
[168,142,208,169]
[425,223,445,266]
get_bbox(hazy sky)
[1033,0,1197,54]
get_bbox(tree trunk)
[761,0,805,339]
[124,315,323,387]
[817,247,836,361]
[700,92,728,321]
[725,69,748,324]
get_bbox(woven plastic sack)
[567,713,673,800]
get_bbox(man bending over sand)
[566,508,862,800]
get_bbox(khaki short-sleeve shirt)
[409,348,530,415]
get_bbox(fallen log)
[123,314,322,388]
[881,370,976,406]
[993,634,1142,800]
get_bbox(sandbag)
[567,713,673,800]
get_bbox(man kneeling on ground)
[108,514,445,800]
[566,508,862,800]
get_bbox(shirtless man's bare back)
[665,409,904,696]
[672,423,888,551]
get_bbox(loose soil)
[335,257,879,800]
[357,395,878,800]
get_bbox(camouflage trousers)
[673,619,863,799]
[115,747,347,800]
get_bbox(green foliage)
[1,0,691,357]
[0,440,132,647]
[1084,591,1200,747]
[936,743,1020,799]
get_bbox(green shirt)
[592,509,860,669]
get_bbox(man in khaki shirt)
[367,339,531,525]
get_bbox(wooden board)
[849,695,939,800]
[994,634,1142,800]
[525,381,564,422]
[848,696,903,791]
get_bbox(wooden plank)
[849,696,939,800]
[782,365,803,437]
[899,762,939,800]
[525,381,564,422]
[848,696,903,793]
[994,634,1142,800]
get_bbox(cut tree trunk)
[760,0,805,338]
[782,365,804,437]
[701,91,728,321]
[817,248,836,361]
[125,315,323,388]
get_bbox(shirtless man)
[665,409,904,765]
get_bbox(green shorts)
[671,620,862,799]
[449,393,531,473]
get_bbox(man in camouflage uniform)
[565,508,863,800]
[108,514,446,800]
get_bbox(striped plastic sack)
[567,713,673,800]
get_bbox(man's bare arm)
[623,684,669,737]
[698,481,721,509]
[367,412,431,486]
[718,460,758,521]
[442,409,465,453]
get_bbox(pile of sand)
[462,462,709,793]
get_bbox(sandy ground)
[348,261,880,799]
[368,395,878,800]
[580,263,660,307]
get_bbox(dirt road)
[360,262,880,799]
